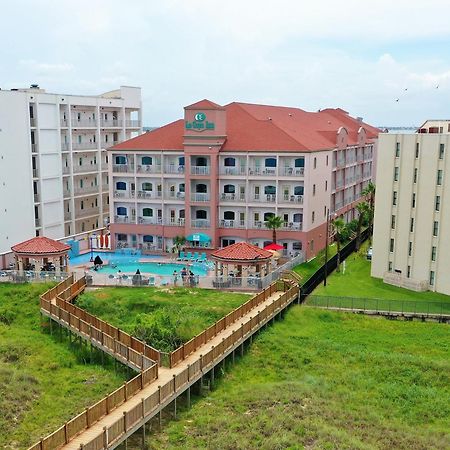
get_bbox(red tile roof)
[211,242,273,261]
[185,99,224,110]
[11,236,71,254]
[110,100,380,152]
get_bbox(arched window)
[294,158,304,167]
[179,156,185,166]
[179,183,185,192]
[196,210,207,219]
[142,208,153,217]
[169,185,175,194]
[224,157,236,167]
[293,213,303,223]
[142,182,152,191]
[143,235,154,243]
[116,181,126,190]
[117,207,127,216]
[264,212,274,221]
[115,156,126,165]
[224,184,235,194]
[265,158,277,167]
[142,156,152,165]
[294,186,304,196]
[224,211,235,220]
[196,157,207,166]
[264,185,276,195]
[196,183,207,193]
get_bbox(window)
[196,183,207,193]
[265,158,277,168]
[142,156,152,165]
[408,241,412,256]
[431,246,437,261]
[388,261,393,272]
[196,157,207,166]
[312,211,315,223]
[415,143,419,158]
[196,210,207,219]
[293,213,302,223]
[264,212,274,221]
[392,191,397,206]
[313,157,317,169]
[143,235,153,243]
[435,195,441,211]
[413,168,418,183]
[117,207,127,216]
[294,186,304,196]
[222,239,236,247]
[395,142,400,157]
[224,157,236,167]
[313,184,316,195]
[324,206,327,217]
[264,185,276,195]
[326,155,329,166]
[412,193,416,208]
[179,183,185,193]
[394,166,399,181]
[224,211,235,220]
[390,238,394,252]
[117,233,127,242]
[407,266,411,278]
[310,240,314,251]
[429,271,435,286]
[179,156,185,166]
[115,156,126,165]
[437,169,443,185]
[433,221,439,236]
[410,217,414,233]
[439,144,445,159]
[80,200,84,210]
[224,184,235,194]
[142,208,152,217]
[116,182,126,190]
[142,182,152,191]
[391,215,396,229]
[294,158,305,167]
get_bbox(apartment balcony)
[336,159,346,168]
[64,211,71,220]
[71,119,97,127]
[335,201,344,210]
[112,164,134,173]
[100,141,119,148]
[280,194,303,204]
[191,166,210,175]
[63,189,71,198]
[136,164,161,174]
[219,193,246,202]
[30,118,36,127]
[100,119,122,127]
[279,167,304,176]
[249,221,266,229]
[281,222,303,231]
[72,142,98,151]
[114,190,135,199]
[33,194,39,203]
[114,215,135,224]
[219,167,247,176]
[164,165,185,175]
[191,193,210,202]
[251,194,276,203]
[165,218,186,226]
[73,164,99,174]
[60,119,68,127]
[166,191,185,201]
[74,185,100,196]
[137,217,162,225]
[136,191,162,200]
[32,168,39,178]
[191,219,210,228]
[31,144,38,153]
[125,120,141,128]
[77,207,100,218]
[335,179,344,189]
[62,166,70,175]
[219,219,246,229]
[248,167,277,176]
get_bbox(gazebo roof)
[211,242,273,262]
[11,236,70,255]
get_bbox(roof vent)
[356,116,363,122]
[268,117,272,121]
[288,113,292,117]
[30,84,39,89]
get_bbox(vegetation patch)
[149,307,450,450]
[76,287,250,352]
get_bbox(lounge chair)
[161,278,169,286]
[185,252,192,261]
[148,277,156,286]
[177,251,185,261]
[192,252,199,261]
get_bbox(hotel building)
[0,85,141,254]
[109,100,378,259]
[372,121,450,295]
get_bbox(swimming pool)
[96,262,208,276]
[69,250,163,266]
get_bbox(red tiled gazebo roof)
[211,242,273,262]
[11,236,70,255]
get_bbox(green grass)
[312,242,450,314]
[76,287,251,352]
[0,283,126,448]
[293,243,337,282]
[149,307,450,450]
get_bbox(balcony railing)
[136,164,161,174]
[33,194,39,203]
[100,120,122,127]
[219,193,246,202]
[279,167,304,176]
[248,167,277,176]
[281,222,302,231]
[112,164,134,173]
[64,211,71,220]
[166,191,185,200]
[77,207,100,218]
[31,144,38,153]
[252,194,276,203]
[136,191,162,200]
[114,215,135,224]
[219,167,247,176]
[73,164,99,174]
[34,218,40,227]
[74,186,100,195]
[125,120,141,128]
[30,118,36,127]
[100,141,119,148]
[191,193,210,202]
[191,166,210,175]
[62,166,70,175]
[165,218,186,226]
[191,219,210,228]
[71,142,98,150]
[71,119,97,127]
[114,190,134,199]
[137,217,162,225]
[32,168,39,178]
[219,219,246,229]
[164,165,185,174]
[281,194,303,204]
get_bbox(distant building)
[372,120,450,294]
[108,99,379,259]
[0,85,141,254]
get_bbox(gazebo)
[211,242,274,288]
[11,236,71,274]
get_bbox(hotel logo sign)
[185,112,215,131]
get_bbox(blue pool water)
[98,262,208,276]
[69,250,163,266]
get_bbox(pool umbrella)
[94,255,103,265]
[263,243,284,251]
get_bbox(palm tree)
[355,201,370,251]
[265,215,284,243]
[173,235,186,256]
[362,182,376,242]
[331,217,346,272]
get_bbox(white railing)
[77,207,100,218]
[137,217,162,225]
[136,191,162,199]
[219,167,247,176]
[191,166,210,175]
[74,186,100,195]
[220,193,246,202]
[219,219,246,229]
[165,218,186,226]
[252,194,276,202]
[73,164,99,173]
[281,222,302,231]
[191,193,210,202]
[136,164,161,174]
[248,167,277,176]
[281,194,303,204]
[279,167,304,176]
[72,142,98,150]
[100,120,122,127]
[166,191,185,200]
[115,215,134,224]
[0,270,70,284]
[164,165,185,174]
[112,164,134,173]
[191,219,210,228]
[31,143,38,153]
[71,119,97,127]
[125,120,141,127]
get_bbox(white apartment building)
[372,121,450,295]
[0,85,141,254]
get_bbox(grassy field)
[293,243,337,282]
[76,287,251,352]
[149,307,450,450]
[312,242,450,313]
[0,283,126,448]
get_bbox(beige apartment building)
[372,121,450,295]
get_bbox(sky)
[1,0,450,127]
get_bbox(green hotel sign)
[185,112,215,131]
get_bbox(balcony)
[248,167,277,176]
[280,194,303,204]
[112,164,134,173]
[281,222,302,231]
[114,190,135,199]
[164,165,185,174]
[100,141,119,148]
[30,118,36,127]
[136,191,162,200]
[100,119,122,127]
[219,167,247,176]
[252,194,276,203]
[136,164,161,174]
[74,185,100,196]
[114,215,134,224]
[137,217,162,225]
[219,219,246,229]
[191,166,210,175]
[72,142,98,150]
[166,191,185,200]
[191,219,210,228]
[64,211,71,220]
[32,168,39,178]
[219,193,246,202]
[63,189,71,198]
[62,166,70,175]
[73,164,99,174]
[76,207,100,218]
[125,120,141,128]
[33,194,39,203]
[31,144,38,153]
[191,193,210,202]
[165,218,186,226]
[279,167,304,176]
[71,119,97,127]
